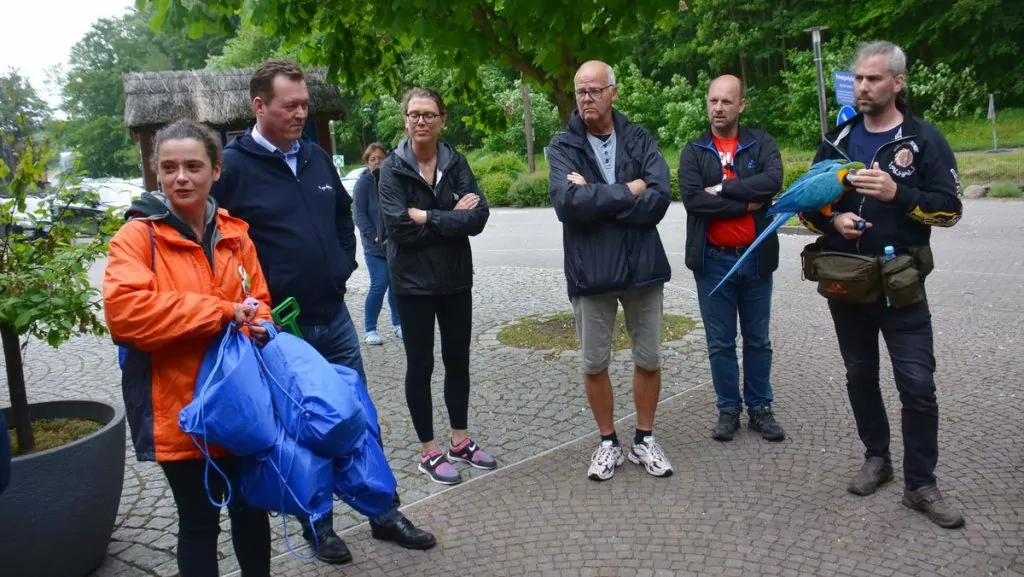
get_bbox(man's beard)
[858,93,893,116]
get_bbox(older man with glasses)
[546,60,674,482]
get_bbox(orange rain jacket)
[103,193,273,462]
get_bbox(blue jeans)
[363,254,399,333]
[298,305,402,525]
[694,245,774,414]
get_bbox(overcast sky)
[0,0,134,112]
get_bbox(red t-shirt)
[706,134,756,247]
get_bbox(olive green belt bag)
[800,241,934,308]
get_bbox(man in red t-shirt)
[679,74,785,443]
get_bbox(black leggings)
[395,290,473,444]
[160,457,270,577]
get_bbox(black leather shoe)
[303,519,353,564]
[370,516,437,550]
[903,485,966,529]
[748,405,785,441]
[847,456,894,496]
[712,411,741,441]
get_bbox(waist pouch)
[801,241,932,308]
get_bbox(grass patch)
[987,181,1023,198]
[7,418,103,456]
[955,149,1024,186]
[935,109,1024,151]
[498,310,696,360]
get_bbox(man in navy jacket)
[211,59,436,565]
[547,60,674,483]
[679,75,786,444]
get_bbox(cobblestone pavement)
[2,200,1022,576]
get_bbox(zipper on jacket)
[855,133,915,254]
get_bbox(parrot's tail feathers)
[708,212,794,296]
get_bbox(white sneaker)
[587,440,624,481]
[628,436,674,477]
[364,331,383,345]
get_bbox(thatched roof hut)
[123,67,346,130]
[122,67,347,191]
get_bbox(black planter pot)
[0,400,126,577]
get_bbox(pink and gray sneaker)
[418,449,462,485]
[447,437,498,470]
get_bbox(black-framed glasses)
[406,112,441,124]
[574,85,614,100]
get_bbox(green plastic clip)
[271,297,302,338]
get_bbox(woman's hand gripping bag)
[330,363,397,518]
[257,324,368,458]
[179,324,277,456]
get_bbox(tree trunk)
[521,76,536,174]
[1,322,32,454]
[740,54,750,90]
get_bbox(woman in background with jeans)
[378,88,497,485]
[353,142,401,345]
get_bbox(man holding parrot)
[799,40,964,529]
[679,74,786,443]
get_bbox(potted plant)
[0,120,126,577]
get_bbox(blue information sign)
[837,104,857,125]
[833,71,856,107]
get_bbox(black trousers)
[395,290,473,444]
[160,457,270,577]
[828,289,939,490]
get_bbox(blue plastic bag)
[239,427,334,523]
[257,324,367,458]
[329,364,397,518]
[179,324,277,457]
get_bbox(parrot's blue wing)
[708,211,795,296]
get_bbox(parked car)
[341,166,367,194]
[0,195,53,240]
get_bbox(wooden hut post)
[137,129,157,192]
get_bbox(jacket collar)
[562,108,634,147]
[824,100,922,147]
[229,128,314,166]
[693,125,759,150]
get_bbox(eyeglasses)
[574,85,614,100]
[405,112,442,124]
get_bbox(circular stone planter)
[0,400,126,577]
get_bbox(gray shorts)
[570,284,664,374]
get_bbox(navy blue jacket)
[211,129,358,325]
[547,109,672,298]
[353,171,385,258]
[678,126,783,274]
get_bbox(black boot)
[748,405,785,441]
[300,513,353,564]
[712,411,741,441]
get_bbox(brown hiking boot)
[847,457,894,496]
[902,485,966,529]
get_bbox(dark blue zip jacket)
[211,129,358,325]
[353,170,385,258]
[679,126,783,274]
[547,109,673,298]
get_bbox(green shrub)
[669,169,681,201]
[508,174,551,207]
[469,152,527,180]
[478,172,515,206]
[782,157,812,192]
[987,181,1022,198]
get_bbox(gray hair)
[852,41,907,77]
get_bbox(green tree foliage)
[0,123,116,452]
[140,0,679,123]
[61,6,235,178]
[1,71,51,189]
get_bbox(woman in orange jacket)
[103,119,273,577]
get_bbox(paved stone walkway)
[2,200,1022,576]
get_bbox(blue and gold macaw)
[708,158,865,295]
